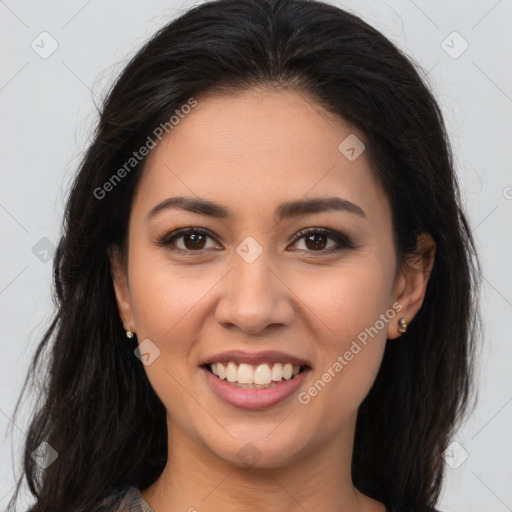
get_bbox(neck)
[141,413,385,512]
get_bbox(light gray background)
[1,1,511,511]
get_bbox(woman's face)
[111,88,427,469]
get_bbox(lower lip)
[202,367,310,409]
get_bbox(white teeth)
[283,363,293,380]
[271,363,283,381]
[226,362,238,383]
[209,361,302,386]
[253,363,272,385]
[237,363,254,384]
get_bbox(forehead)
[132,88,391,227]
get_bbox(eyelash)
[155,227,354,255]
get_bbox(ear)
[387,232,436,340]
[108,245,136,334]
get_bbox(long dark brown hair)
[7,0,481,510]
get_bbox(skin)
[110,87,435,512]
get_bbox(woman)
[8,0,480,511]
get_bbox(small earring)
[126,329,134,339]
[398,318,408,334]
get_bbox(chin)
[204,431,308,470]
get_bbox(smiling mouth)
[202,361,310,389]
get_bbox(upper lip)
[202,350,312,368]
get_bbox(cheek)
[302,256,393,351]
[126,253,208,422]
[126,248,214,400]
[295,257,392,425]
[128,245,212,340]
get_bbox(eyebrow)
[145,195,366,223]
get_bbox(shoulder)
[92,486,154,512]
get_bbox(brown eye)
[304,232,329,251]
[181,232,207,250]
[157,228,218,253]
[290,228,354,254]
[156,227,354,255]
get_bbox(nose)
[214,248,295,336]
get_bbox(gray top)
[96,486,154,512]
[119,487,154,512]
[98,485,440,511]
